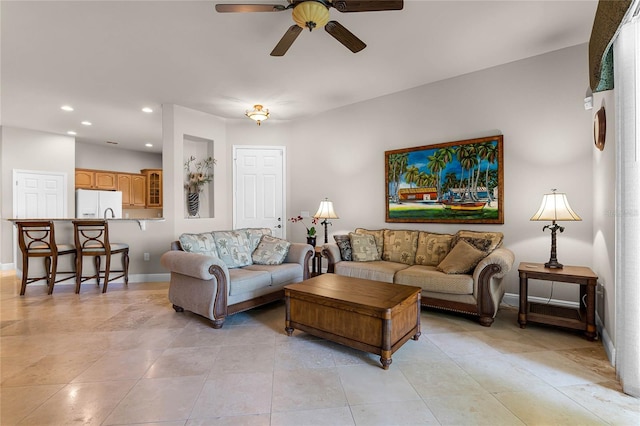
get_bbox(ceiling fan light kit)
[246,104,270,126]
[215,0,403,56]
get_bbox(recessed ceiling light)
[81,121,92,126]
[61,105,74,112]
[67,130,77,135]
[142,107,153,113]
[145,143,153,147]
[106,141,118,145]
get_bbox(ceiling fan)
[215,0,403,56]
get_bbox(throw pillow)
[333,235,352,261]
[354,228,384,258]
[415,232,453,266]
[382,229,418,265]
[349,232,380,262]
[212,230,253,268]
[437,239,486,274]
[241,228,273,252]
[178,232,219,258]
[252,235,291,265]
[452,230,503,254]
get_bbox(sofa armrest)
[284,243,314,279]
[160,250,230,281]
[322,243,341,273]
[472,247,516,325]
[473,247,515,281]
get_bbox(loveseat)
[322,228,515,326]
[160,228,313,328]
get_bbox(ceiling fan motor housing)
[292,1,330,31]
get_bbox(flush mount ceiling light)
[245,105,270,126]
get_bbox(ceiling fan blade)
[215,4,286,13]
[325,21,366,53]
[271,25,303,56]
[331,0,403,13]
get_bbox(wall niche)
[183,134,215,219]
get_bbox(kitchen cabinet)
[141,169,162,208]
[118,173,146,208]
[75,169,117,190]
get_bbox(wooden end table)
[518,262,598,340]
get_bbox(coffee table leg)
[380,356,392,370]
[285,293,293,336]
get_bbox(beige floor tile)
[187,413,271,425]
[18,380,136,425]
[337,364,420,405]
[424,392,525,425]
[0,384,63,424]
[454,354,549,393]
[504,350,611,387]
[72,348,163,382]
[211,343,275,373]
[170,321,230,348]
[494,385,608,425]
[272,368,347,412]
[401,358,488,398]
[558,382,640,425]
[426,331,503,358]
[145,346,220,378]
[110,327,181,350]
[190,372,272,418]
[275,339,339,370]
[103,376,206,424]
[350,400,439,425]
[271,406,355,426]
[2,351,104,386]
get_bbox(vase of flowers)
[289,215,318,246]
[184,155,216,217]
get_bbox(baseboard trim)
[503,292,580,309]
[597,313,616,366]
[1,263,16,271]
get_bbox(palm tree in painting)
[480,141,499,202]
[405,165,420,188]
[387,153,408,202]
[427,151,446,201]
[443,172,458,196]
[416,171,430,188]
[456,144,478,201]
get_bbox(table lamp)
[530,189,581,269]
[313,198,339,244]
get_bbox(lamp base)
[544,259,563,269]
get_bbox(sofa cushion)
[437,239,486,274]
[452,230,503,253]
[415,232,454,266]
[213,230,253,268]
[252,235,291,265]
[335,260,409,283]
[349,232,381,261]
[241,228,273,252]
[333,235,352,261]
[382,229,418,265]
[227,268,272,296]
[244,263,302,286]
[178,232,219,259]
[354,228,384,258]
[395,265,474,295]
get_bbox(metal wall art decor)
[385,135,504,224]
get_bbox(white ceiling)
[1,0,597,153]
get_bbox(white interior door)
[13,170,67,218]
[233,147,285,238]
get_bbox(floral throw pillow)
[415,232,453,266]
[452,230,503,254]
[212,230,253,268]
[354,228,384,258]
[241,228,273,252]
[178,232,219,259]
[382,229,418,265]
[349,232,380,262]
[252,235,291,265]
[333,235,352,261]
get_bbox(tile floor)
[1,271,638,425]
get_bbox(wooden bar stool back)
[73,220,129,293]
[16,221,75,295]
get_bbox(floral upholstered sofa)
[323,228,515,327]
[160,228,313,328]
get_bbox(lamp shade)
[313,198,339,219]
[530,191,582,222]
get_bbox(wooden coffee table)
[284,274,421,369]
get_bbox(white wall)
[229,43,594,304]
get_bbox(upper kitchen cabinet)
[75,168,117,190]
[118,173,146,208]
[141,169,162,208]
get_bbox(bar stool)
[16,221,76,295]
[73,220,129,293]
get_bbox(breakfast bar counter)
[7,217,165,230]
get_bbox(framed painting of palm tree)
[385,135,504,224]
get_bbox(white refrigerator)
[75,189,123,219]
